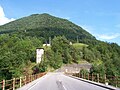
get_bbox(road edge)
[68,75,120,90]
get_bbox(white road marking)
[62,84,67,90]
[56,79,67,90]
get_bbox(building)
[43,44,51,47]
[36,48,44,63]
[57,63,92,74]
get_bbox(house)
[36,48,44,63]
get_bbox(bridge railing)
[0,72,46,90]
[67,73,120,88]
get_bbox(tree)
[51,36,70,53]
[51,36,72,64]
[90,60,106,75]
[82,47,95,62]
[0,34,43,80]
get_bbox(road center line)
[56,80,67,90]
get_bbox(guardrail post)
[97,74,99,83]
[13,78,15,90]
[87,73,89,80]
[33,75,35,80]
[30,75,32,82]
[31,75,32,82]
[29,75,30,82]
[84,73,86,79]
[32,75,34,81]
[20,77,22,88]
[79,73,80,78]
[36,74,38,79]
[2,80,5,90]
[115,76,117,87]
[35,74,37,79]
[92,73,93,81]
[34,74,35,80]
[82,73,83,78]
[32,74,34,81]
[104,74,106,84]
[24,76,26,85]
[29,75,30,83]
[78,72,80,78]
[83,73,85,79]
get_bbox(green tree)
[91,60,106,75]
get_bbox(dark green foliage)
[80,69,89,75]
[0,34,42,80]
[51,51,63,69]
[88,41,120,76]
[71,48,81,63]
[51,36,70,53]
[90,60,106,75]
[0,13,120,81]
[82,47,95,62]
[0,13,95,44]
[51,36,72,64]
[39,36,83,71]
[44,48,63,69]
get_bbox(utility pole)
[49,37,51,45]
[77,36,79,43]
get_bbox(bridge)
[0,72,120,90]
[16,72,120,90]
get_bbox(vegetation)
[0,13,120,82]
[0,34,42,80]
[0,13,95,43]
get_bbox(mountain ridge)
[0,13,95,43]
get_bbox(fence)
[68,73,120,88]
[0,72,46,90]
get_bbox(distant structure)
[43,37,51,47]
[43,44,51,47]
[36,48,44,63]
[69,42,72,45]
[57,63,92,74]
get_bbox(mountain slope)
[0,13,120,83]
[0,13,96,43]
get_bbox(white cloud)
[80,24,120,40]
[97,33,120,40]
[0,6,15,25]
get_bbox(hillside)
[0,13,120,83]
[0,13,95,43]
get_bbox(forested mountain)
[0,13,120,83]
[0,13,95,43]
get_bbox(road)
[18,73,119,90]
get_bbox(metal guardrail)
[68,73,120,88]
[0,72,46,90]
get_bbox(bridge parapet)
[0,72,46,90]
[67,72,120,88]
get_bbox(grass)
[73,43,88,47]
[77,60,90,64]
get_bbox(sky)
[0,0,120,45]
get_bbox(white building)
[43,44,51,47]
[36,48,44,63]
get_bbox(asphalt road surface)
[18,73,119,90]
